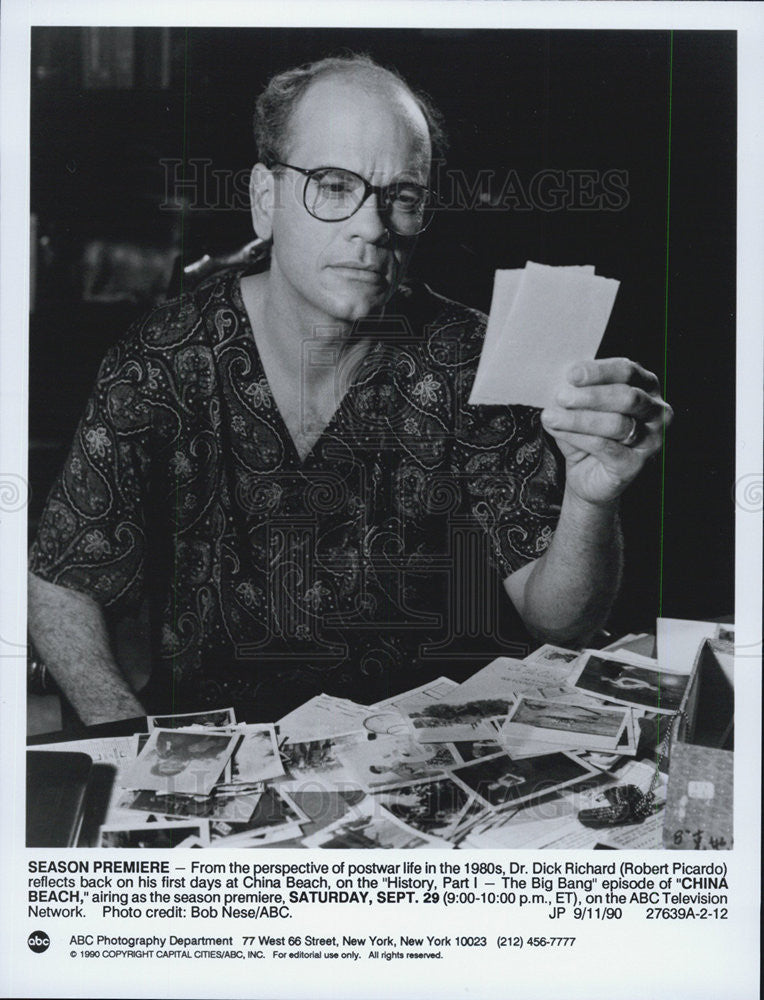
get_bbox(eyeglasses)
[270,161,435,237]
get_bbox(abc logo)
[27,930,50,953]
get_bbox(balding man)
[28,54,671,726]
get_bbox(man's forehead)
[286,71,432,169]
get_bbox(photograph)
[336,733,459,789]
[452,750,597,810]
[442,653,576,703]
[97,820,210,848]
[279,731,369,790]
[118,727,238,795]
[227,724,284,783]
[209,785,307,843]
[276,693,370,743]
[407,697,513,742]
[115,785,263,822]
[360,710,412,736]
[372,775,477,837]
[147,707,237,729]
[369,676,460,714]
[502,695,629,748]
[450,739,505,764]
[571,651,691,714]
[302,799,451,849]
[525,644,582,666]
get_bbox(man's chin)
[326,288,392,324]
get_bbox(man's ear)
[250,163,275,241]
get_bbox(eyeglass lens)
[305,168,431,235]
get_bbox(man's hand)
[540,358,673,507]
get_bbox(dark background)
[29,27,736,633]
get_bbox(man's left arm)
[505,357,673,646]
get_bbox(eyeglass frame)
[268,161,437,236]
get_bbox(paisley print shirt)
[30,268,565,719]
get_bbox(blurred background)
[29,27,736,634]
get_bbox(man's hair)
[253,53,447,168]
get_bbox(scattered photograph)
[337,734,459,790]
[432,658,530,703]
[147,708,236,730]
[228,725,283,783]
[526,644,582,665]
[115,787,262,823]
[302,800,452,849]
[571,652,691,713]
[283,789,365,838]
[571,750,625,772]
[209,785,308,843]
[210,822,305,848]
[449,797,493,841]
[407,697,512,742]
[372,776,476,837]
[451,739,506,764]
[176,835,205,848]
[280,731,369,790]
[98,821,210,848]
[447,654,580,706]
[277,694,370,743]
[370,677,459,715]
[502,696,629,750]
[119,728,239,795]
[452,751,598,810]
[555,711,637,768]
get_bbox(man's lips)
[329,262,388,282]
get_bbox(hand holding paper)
[470,261,672,506]
[541,355,673,505]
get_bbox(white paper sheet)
[276,693,370,742]
[656,617,718,675]
[469,261,620,408]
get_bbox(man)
[28,54,672,726]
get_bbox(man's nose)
[345,190,389,243]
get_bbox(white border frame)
[2,4,761,998]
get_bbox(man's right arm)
[28,571,144,726]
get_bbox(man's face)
[260,74,432,328]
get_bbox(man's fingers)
[543,407,637,441]
[545,425,664,458]
[555,383,667,420]
[567,358,661,393]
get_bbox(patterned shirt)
[30,267,565,719]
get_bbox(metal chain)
[635,708,685,818]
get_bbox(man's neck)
[239,268,373,460]
[255,266,359,382]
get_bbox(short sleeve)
[29,337,151,616]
